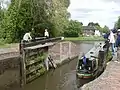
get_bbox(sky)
[68,0,120,29]
[0,0,9,8]
[1,0,120,29]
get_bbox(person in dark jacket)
[116,29,120,48]
[103,33,110,39]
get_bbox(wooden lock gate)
[19,37,63,86]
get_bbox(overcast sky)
[1,0,120,29]
[68,0,120,29]
[0,0,10,8]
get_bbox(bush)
[64,30,79,37]
[0,38,5,45]
[63,20,82,37]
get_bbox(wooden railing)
[19,37,63,54]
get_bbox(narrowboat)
[76,41,112,79]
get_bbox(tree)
[0,1,6,40]
[94,23,100,27]
[48,0,70,36]
[88,22,94,26]
[80,22,83,26]
[115,16,120,29]
[102,25,109,33]
[64,20,82,37]
[1,0,36,42]
[0,0,70,43]
[114,22,118,29]
[0,1,5,23]
[88,22,100,27]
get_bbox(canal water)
[22,42,94,90]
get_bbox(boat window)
[90,52,94,54]
[92,60,96,68]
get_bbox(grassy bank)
[64,36,104,41]
[0,43,18,48]
[0,38,19,48]
[0,36,104,48]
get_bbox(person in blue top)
[83,55,87,65]
[103,33,110,39]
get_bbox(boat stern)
[76,72,93,79]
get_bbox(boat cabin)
[76,42,110,78]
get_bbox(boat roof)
[79,42,105,61]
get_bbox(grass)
[0,38,19,48]
[0,43,18,48]
[0,36,104,48]
[64,36,105,41]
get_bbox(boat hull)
[76,73,93,79]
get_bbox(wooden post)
[21,49,26,87]
[68,42,71,59]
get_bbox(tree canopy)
[64,20,82,37]
[0,0,113,43]
[0,0,70,43]
[115,17,120,29]
[102,25,109,33]
[88,22,100,27]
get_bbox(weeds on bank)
[65,36,104,41]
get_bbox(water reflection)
[76,76,94,88]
